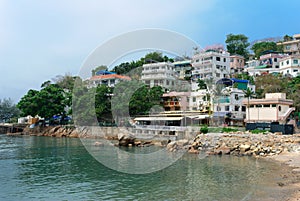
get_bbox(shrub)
[200,125,208,134]
[222,127,238,133]
[250,129,267,134]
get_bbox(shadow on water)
[0,135,295,201]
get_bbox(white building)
[192,50,230,83]
[141,62,178,90]
[213,87,246,126]
[279,55,300,77]
[89,74,131,88]
[242,93,294,124]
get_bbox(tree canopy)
[225,34,250,59]
[0,98,20,123]
[251,41,279,59]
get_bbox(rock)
[215,146,231,155]
[188,147,199,154]
[240,144,251,152]
[94,141,103,146]
[177,139,189,147]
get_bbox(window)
[272,104,276,107]
[293,59,298,64]
[235,105,240,111]
[242,106,246,112]
[230,58,233,62]
[216,73,220,77]
[274,58,277,62]
[278,106,281,111]
[287,60,290,65]
[275,65,279,68]
[250,105,254,108]
[256,104,262,108]
[193,97,196,102]
[216,57,221,61]
[281,62,284,65]
[264,104,270,107]
[294,69,298,72]
[223,58,226,62]
[196,59,199,62]
[217,106,221,111]
[225,106,230,111]
[187,97,190,103]
[235,94,239,100]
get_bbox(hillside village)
[87,33,300,133]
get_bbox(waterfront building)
[191,49,230,83]
[89,74,131,88]
[230,55,245,74]
[277,34,300,55]
[141,62,178,90]
[278,55,300,77]
[242,93,295,124]
[212,87,246,126]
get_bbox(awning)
[255,65,268,69]
[134,117,183,121]
[186,115,210,119]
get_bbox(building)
[141,62,178,90]
[191,49,230,83]
[212,87,246,126]
[230,55,245,74]
[242,93,295,124]
[245,52,286,76]
[173,60,192,80]
[162,91,190,111]
[277,34,300,55]
[89,74,131,88]
[278,55,300,77]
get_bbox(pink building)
[230,55,245,73]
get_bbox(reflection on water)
[0,135,293,201]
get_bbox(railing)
[134,125,187,131]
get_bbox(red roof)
[90,74,131,81]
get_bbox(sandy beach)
[269,152,300,201]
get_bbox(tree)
[225,34,250,59]
[251,41,279,59]
[254,74,287,98]
[197,79,207,90]
[283,34,293,42]
[0,98,20,122]
[17,84,66,119]
[243,88,255,122]
[92,65,108,76]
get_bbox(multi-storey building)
[277,34,300,55]
[191,49,230,83]
[173,60,192,80]
[230,55,245,74]
[245,52,286,76]
[141,62,178,90]
[278,55,300,77]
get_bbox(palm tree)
[243,88,255,122]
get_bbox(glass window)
[293,59,298,64]
[216,57,221,61]
[225,106,230,111]
[193,97,196,102]
[287,60,290,65]
[256,104,262,108]
[235,105,240,111]
[274,58,277,62]
[294,69,298,72]
[223,58,226,62]
[242,106,246,111]
[278,106,281,111]
[272,104,276,107]
[264,104,270,107]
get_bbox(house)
[141,62,178,90]
[212,87,246,126]
[89,74,131,88]
[242,93,295,124]
[277,34,300,55]
[245,52,286,76]
[191,49,230,83]
[278,55,300,77]
[162,91,190,111]
[230,55,245,74]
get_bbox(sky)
[1,0,300,102]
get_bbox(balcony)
[213,97,230,104]
[164,101,180,107]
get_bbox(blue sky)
[1,0,300,102]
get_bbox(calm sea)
[0,134,294,201]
